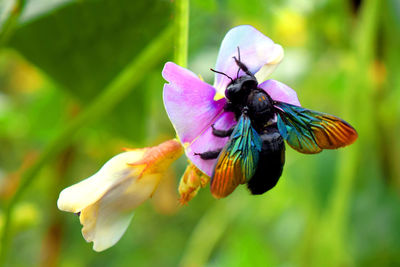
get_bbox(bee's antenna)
[236,47,241,78]
[233,55,253,77]
[210,68,234,82]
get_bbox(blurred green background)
[0,0,399,266]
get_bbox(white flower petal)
[57,150,145,213]
[254,44,284,83]
[213,25,285,96]
[57,139,183,251]
[80,201,134,252]
[80,173,162,252]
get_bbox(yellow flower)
[178,162,210,205]
[57,139,183,252]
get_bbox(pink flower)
[163,25,300,177]
[57,25,304,251]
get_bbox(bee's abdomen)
[247,128,285,195]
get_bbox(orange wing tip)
[211,193,224,199]
[313,119,358,150]
[211,150,249,197]
[210,189,228,199]
[210,181,236,199]
[344,129,358,146]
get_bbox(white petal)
[57,139,183,251]
[80,173,162,251]
[254,44,284,83]
[57,150,145,213]
[213,25,285,96]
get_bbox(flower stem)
[174,0,189,68]
[0,0,26,46]
[0,25,174,266]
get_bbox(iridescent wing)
[210,113,262,198]
[274,101,358,154]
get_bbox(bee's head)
[225,75,258,104]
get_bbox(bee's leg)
[194,149,222,160]
[211,124,234,137]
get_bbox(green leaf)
[8,0,171,101]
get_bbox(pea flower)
[57,139,183,251]
[58,25,302,252]
[163,25,300,179]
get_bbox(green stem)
[174,0,189,68]
[0,0,26,46]
[0,25,174,266]
[315,0,380,265]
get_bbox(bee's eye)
[225,76,257,102]
[241,79,258,91]
[225,84,241,100]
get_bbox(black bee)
[196,50,358,198]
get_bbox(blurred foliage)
[0,0,400,266]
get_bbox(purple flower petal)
[259,79,301,106]
[162,27,297,178]
[213,25,284,97]
[162,62,226,144]
[186,111,236,176]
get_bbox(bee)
[195,50,358,199]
